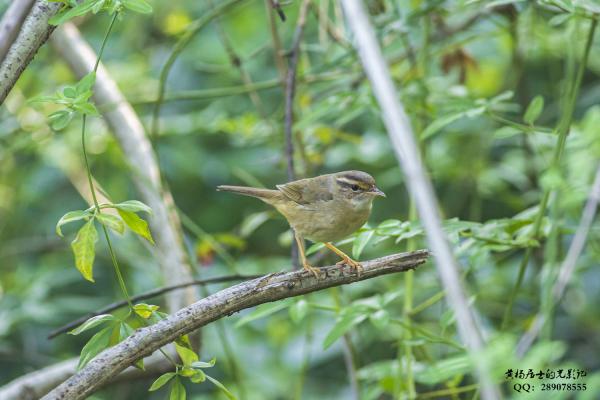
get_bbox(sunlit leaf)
[69,314,115,335]
[169,377,186,400]
[133,303,160,319]
[149,372,176,391]
[96,213,125,234]
[118,209,155,244]
[191,358,216,369]
[113,200,152,214]
[206,375,236,400]
[56,210,90,237]
[77,326,112,369]
[175,343,198,366]
[71,219,98,282]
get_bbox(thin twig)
[338,2,500,399]
[517,161,600,355]
[150,0,247,142]
[284,0,311,270]
[47,274,260,340]
[284,0,310,182]
[207,0,266,116]
[42,250,429,400]
[502,17,598,328]
[264,0,287,82]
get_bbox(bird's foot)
[336,257,363,276]
[302,262,322,279]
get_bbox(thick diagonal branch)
[42,250,429,400]
[0,0,60,104]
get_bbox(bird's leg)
[324,242,363,275]
[295,233,321,278]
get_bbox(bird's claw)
[336,257,363,276]
[303,262,322,279]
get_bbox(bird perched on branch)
[217,170,385,278]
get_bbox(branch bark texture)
[0,0,59,104]
[42,250,429,400]
[338,2,500,399]
[0,0,36,64]
[0,351,173,400]
[50,23,196,312]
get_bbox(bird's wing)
[276,177,333,205]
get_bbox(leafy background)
[1,0,600,398]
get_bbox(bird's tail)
[216,185,280,201]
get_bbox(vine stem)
[80,11,132,307]
[501,17,597,328]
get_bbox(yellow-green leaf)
[118,209,155,244]
[175,343,198,366]
[96,213,125,234]
[149,372,176,391]
[133,303,160,319]
[71,219,98,282]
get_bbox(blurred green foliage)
[1,0,600,399]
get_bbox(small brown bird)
[217,171,385,277]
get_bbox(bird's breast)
[280,199,372,243]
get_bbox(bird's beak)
[371,186,386,197]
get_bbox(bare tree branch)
[48,274,261,340]
[50,23,197,312]
[41,250,429,400]
[517,161,600,355]
[0,350,173,400]
[338,2,500,399]
[0,0,36,63]
[0,0,60,104]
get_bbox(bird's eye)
[351,184,360,191]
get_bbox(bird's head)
[333,170,385,209]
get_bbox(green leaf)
[305,242,325,256]
[323,311,368,349]
[69,314,115,335]
[49,0,97,25]
[169,377,186,400]
[49,109,74,130]
[56,210,90,237]
[191,358,216,369]
[122,0,153,13]
[71,219,98,282]
[149,372,176,391]
[96,213,125,234]
[117,209,155,244]
[76,72,96,94]
[523,95,544,125]
[133,303,160,319]
[415,354,472,385]
[235,300,292,328]
[73,102,99,116]
[190,369,206,383]
[369,309,390,330]
[421,112,465,139]
[113,200,152,213]
[352,229,374,259]
[240,211,271,237]
[175,343,198,366]
[77,326,112,369]
[206,375,236,400]
[493,126,522,139]
[289,299,309,324]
